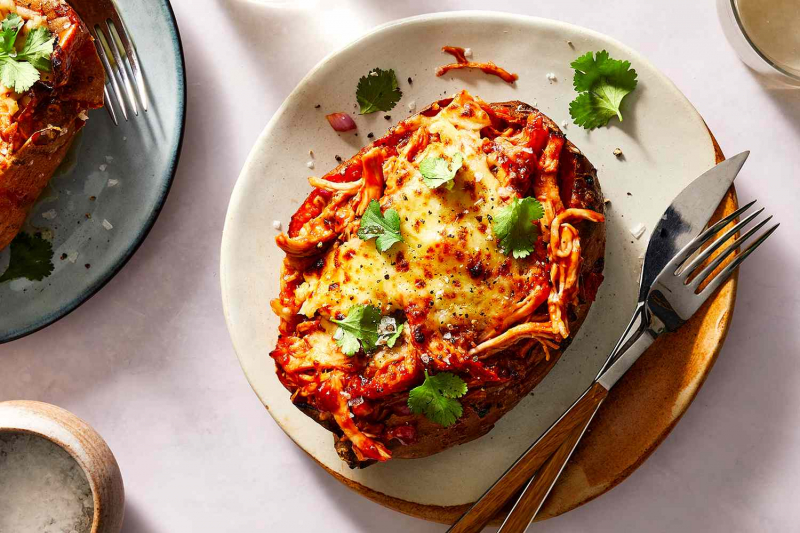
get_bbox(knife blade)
[600,150,750,377]
[637,151,749,301]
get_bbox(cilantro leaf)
[377,317,404,348]
[0,232,54,283]
[419,152,463,190]
[0,14,23,52]
[1,13,22,32]
[0,58,39,93]
[408,371,467,427]
[333,325,361,356]
[18,26,55,72]
[356,68,402,114]
[331,304,382,355]
[0,15,54,93]
[568,50,638,129]
[569,93,620,130]
[357,200,403,253]
[492,197,544,259]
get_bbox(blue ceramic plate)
[0,0,186,343]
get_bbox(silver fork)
[449,197,778,533]
[650,200,777,327]
[70,0,148,125]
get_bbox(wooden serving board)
[311,135,737,524]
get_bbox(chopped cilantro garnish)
[0,15,55,93]
[568,50,638,129]
[419,152,464,190]
[408,371,467,427]
[332,305,405,356]
[356,68,402,114]
[0,232,54,283]
[492,197,544,259]
[358,200,403,253]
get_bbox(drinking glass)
[717,0,800,87]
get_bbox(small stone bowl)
[0,400,125,533]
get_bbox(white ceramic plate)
[221,12,715,509]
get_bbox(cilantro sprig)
[331,304,404,356]
[356,68,402,114]
[0,14,55,93]
[0,232,54,283]
[358,200,403,253]
[492,197,544,259]
[568,50,638,130]
[408,371,468,427]
[419,152,464,190]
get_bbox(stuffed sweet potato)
[270,91,605,467]
[0,0,104,250]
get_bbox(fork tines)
[673,200,779,296]
[90,14,147,125]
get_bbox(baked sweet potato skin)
[0,0,105,250]
[291,99,605,468]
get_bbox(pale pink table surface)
[2,1,798,531]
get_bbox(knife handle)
[447,382,609,533]
[497,401,603,533]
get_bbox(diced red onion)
[326,112,357,132]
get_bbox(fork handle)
[447,382,609,533]
[497,401,603,532]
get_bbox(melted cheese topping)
[299,94,545,335]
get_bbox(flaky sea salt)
[42,209,57,220]
[99,164,107,172]
[407,100,416,111]
[463,47,473,58]
[630,223,646,239]
[546,72,557,81]
[306,161,314,169]
[272,220,282,231]
[102,219,113,230]
[0,433,94,533]
[107,179,119,187]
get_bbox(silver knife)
[448,151,750,533]
[600,150,749,376]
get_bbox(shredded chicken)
[355,147,386,215]
[470,321,559,357]
[436,46,519,83]
[480,283,549,342]
[547,209,606,337]
[275,193,354,256]
[319,372,391,462]
[308,176,363,193]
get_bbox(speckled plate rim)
[0,0,187,345]
[221,11,737,523]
